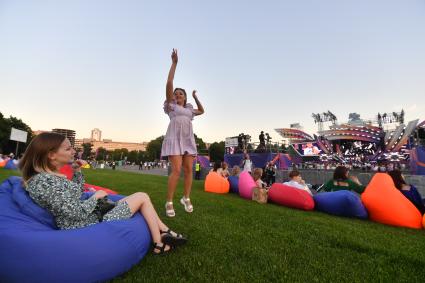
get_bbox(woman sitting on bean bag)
[283,170,313,196]
[388,169,425,214]
[323,166,365,194]
[231,165,241,177]
[19,132,187,255]
[217,161,230,178]
[252,168,268,204]
[209,160,221,173]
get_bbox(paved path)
[101,165,169,176]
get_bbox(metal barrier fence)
[276,170,425,195]
[169,167,425,195]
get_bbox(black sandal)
[152,242,173,255]
[160,229,187,247]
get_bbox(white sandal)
[180,197,193,213]
[165,202,175,217]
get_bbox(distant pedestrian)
[195,161,201,180]
[241,154,253,174]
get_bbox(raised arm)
[166,49,178,103]
[192,90,205,115]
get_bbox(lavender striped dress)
[161,100,197,157]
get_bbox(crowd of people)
[207,156,424,214]
[3,48,424,262]
[294,160,407,172]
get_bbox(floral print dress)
[26,172,132,230]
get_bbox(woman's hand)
[171,49,178,64]
[93,190,108,200]
[349,175,362,185]
[71,159,87,171]
[192,90,198,99]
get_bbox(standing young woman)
[162,49,205,217]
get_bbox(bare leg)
[182,155,194,198]
[120,192,168,244]
[167,155,183,202]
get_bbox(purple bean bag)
[314,190,368,219]
[228,176,239,193]
[0,176,152,283]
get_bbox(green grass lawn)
[1,168,425,282]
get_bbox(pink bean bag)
[238,171,256,199]
[361,173,422,229]
[268,183,315,210]
[204,172,230,194]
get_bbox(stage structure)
[275,110,421,165]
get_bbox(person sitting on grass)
[231,165,241,177]
[388,169,425,214]
[252,168,268,203]
[210,160,222,173]
[217,161,230,178]
[283,170,313,195]
[19,132,186,255]
[322,165,365,194]
[253,168,267,189]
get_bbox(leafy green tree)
[208,141,225,162]
[95,147,108,161]
[0,113,9,154]
[194,134,207,153]
[111,148,129,161]
[127,150,138,163]
[0,112,33,156]
[137,151,148,163]
[146,136,164,160]
[81,143,93,159]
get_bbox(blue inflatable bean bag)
[313,190,368,219]
[4,159,17,170]
[228,176,239,193]
[0,176,152,283]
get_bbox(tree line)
[81,134,225,163]
[0,112,225,162]
[0,112,33,156]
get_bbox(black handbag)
[94,196,116,222]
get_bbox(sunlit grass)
[1,168,425,282]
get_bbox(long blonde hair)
[19,132,66,182]
[252,168,263,181]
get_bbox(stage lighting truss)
[382,152,407,162]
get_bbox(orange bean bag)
[0,160,7,168]
[361,173,422,229]
[204,172,230,194]
[269,183,314,210]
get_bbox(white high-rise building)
[91,128,102,141]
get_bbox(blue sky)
[1,0,424,144]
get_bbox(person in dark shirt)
[323,165,365,194]
[388,169,425,214]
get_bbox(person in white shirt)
[241,154,253,174]
[283,170,312,195]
